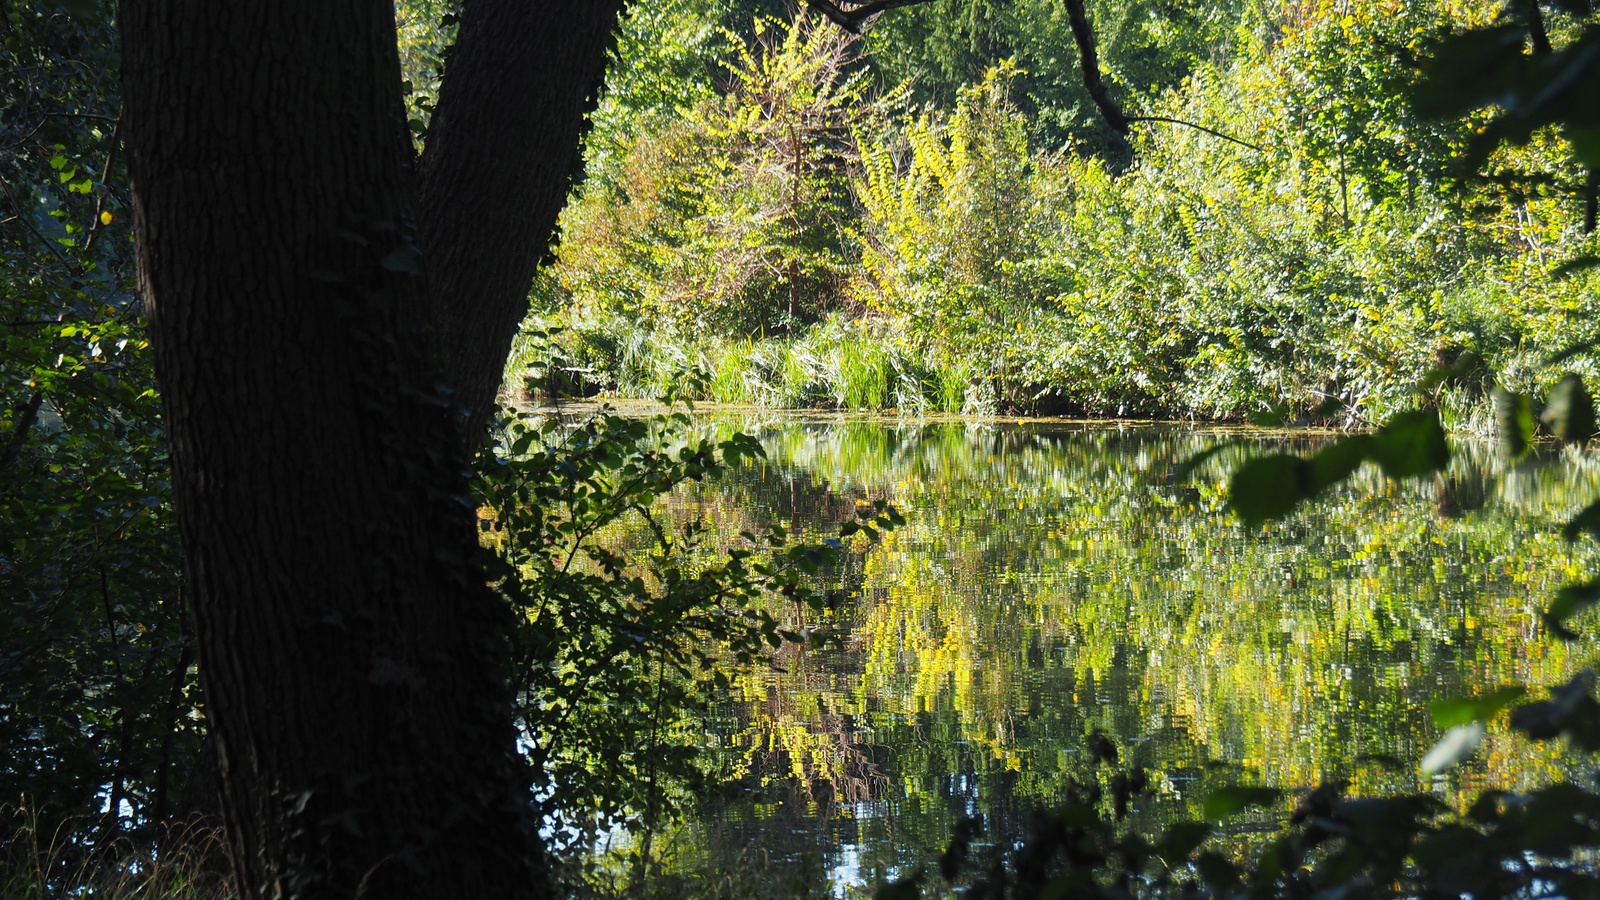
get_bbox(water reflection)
[629,419,1600,894]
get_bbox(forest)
[4,0,1600,898]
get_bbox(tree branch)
[1126,116,1267,152]
[1064,0,1128,135]
[1521,0,1552,55]
[0,389,44,472]
[804,0,936,34]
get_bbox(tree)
[115,0,931,896]
[117,0,622,896]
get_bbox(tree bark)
[418,0,626,441]
[119,1,551,896]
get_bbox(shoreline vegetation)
[512,1,1598,433]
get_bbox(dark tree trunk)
[419,0,626,440]
[117,0,635,896]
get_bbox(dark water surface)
[603,416,1600,895]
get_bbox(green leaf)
[1410,26,1526,119]
[1203,786,1282,819]
[1429,687,1527,728]
[1169,442,1232,483]
[1548,341,1600,366]
[1494,388,1537,459]
[1562,499,1600,541]
[1552,254,1600,279]
[1542,374,1595,444]
[1542,580,1600,639]
[1368,410,1450,479]
[873,867,924,900]
[1229,454,1313,527]
[1158,821,1211,861]
[1308,434,1373,492]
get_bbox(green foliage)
[536,1,1600,420]
[1,0,198,858]
[472,404,902,851]
[555,12,863,338]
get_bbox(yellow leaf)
[100,210,112,225]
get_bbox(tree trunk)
[119,1,562,896]
[419,0,626,440]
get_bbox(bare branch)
[804,0,935,34]
[1126,116,1267,153]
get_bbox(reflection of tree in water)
[617,418,1600,878]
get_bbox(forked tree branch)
[804,0,935,34]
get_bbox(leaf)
[1410,26,1527,119]
[1509,672,1600,750]
[1542,374,1595,444]
[1429,687,1527,728]
[1229,454,1314,527]
[1420,722,1485,774]
[1308,434,1373,492]
[1368,410,1450,479]
[1549,341,1600,366]
[1562,499,1600,541]
[1543,580,1600,639]
[1495,388,1537,459]
[1552,254,1600,279]
[873,867,924,900]
[1203,786,1282,819]
[1168,442,1231,483]
[1158,821,1211,861]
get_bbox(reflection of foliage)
[472,405,901,857]
[587,417,1598,891]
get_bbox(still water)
[610,416,1600,895]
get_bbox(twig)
[83,112,121,253]
[1126,115,1267,152]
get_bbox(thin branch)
[0,389,45,472]
[83,112,122,253]
[1126,115,1267,152]
[35,111,119,123]
[804,0,935,34]
[1064,0,1128,135]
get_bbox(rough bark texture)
[118,0,571,896]
[418,0,626,440]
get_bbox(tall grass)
[514,313,993,415]
[1,806,232,900]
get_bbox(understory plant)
[472,398,903,864]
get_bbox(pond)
[582,413,1600,896]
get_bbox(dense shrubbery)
[526,1,1600,424]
